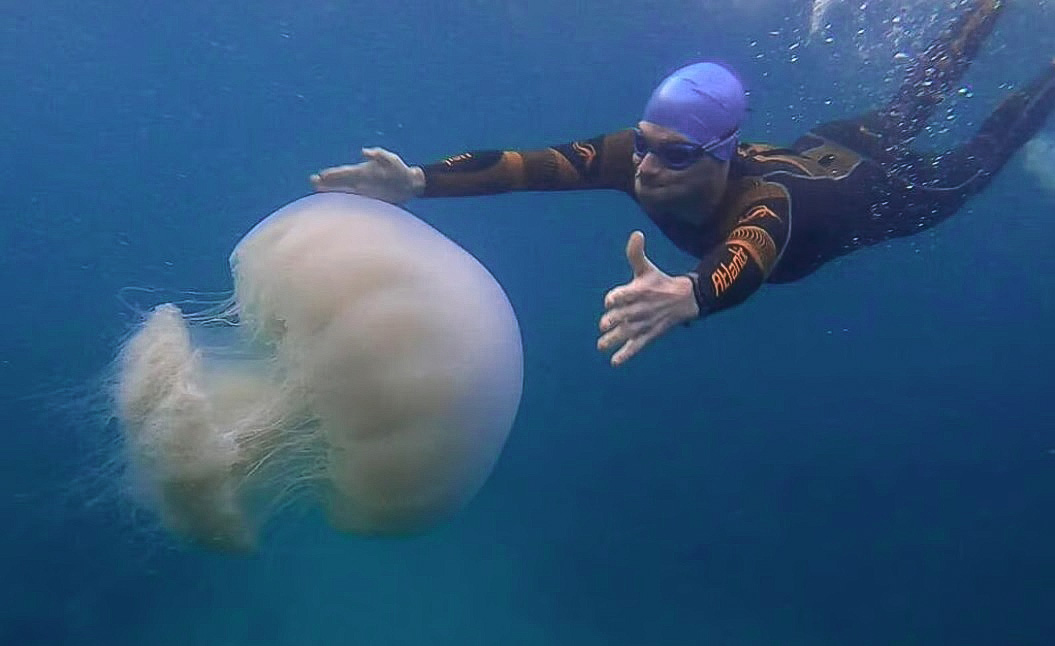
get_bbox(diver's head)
[633,62,747,224]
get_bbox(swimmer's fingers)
[597,299,662,366]
[310,164,365,192]
[609,336,646,367]
[597,318,655,367]
[360,147,408,170]
[310,147,392,192]
[310,147,421,203]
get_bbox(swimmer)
[312,0,1053,367]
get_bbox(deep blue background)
[2,1,1054,644]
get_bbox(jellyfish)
[114,193,523,552]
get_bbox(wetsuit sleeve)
[419,130,636,196]
[687,181,791,316]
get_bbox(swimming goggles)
[633,127,738,169]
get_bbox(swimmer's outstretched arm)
[311,130,637,202]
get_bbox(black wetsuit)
[417,0,1054,318]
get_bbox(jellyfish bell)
[115,193,523,550]
[231,193,524,533]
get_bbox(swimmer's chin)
[635,182,664,198]
[635,187,679,211]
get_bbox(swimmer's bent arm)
[689,186,791,317]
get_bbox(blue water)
[3,1,1055,644]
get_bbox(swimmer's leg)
[877,61,1055,238]
[810,0,1004,161]
[960,60,1055,182]
[875,0,1005,143]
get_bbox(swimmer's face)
[633,121,730,225]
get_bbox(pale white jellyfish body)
[115,193,523,550]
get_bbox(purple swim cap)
[642,62,747,161]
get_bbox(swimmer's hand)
[310,147,426,204]
[598,231,700,367]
